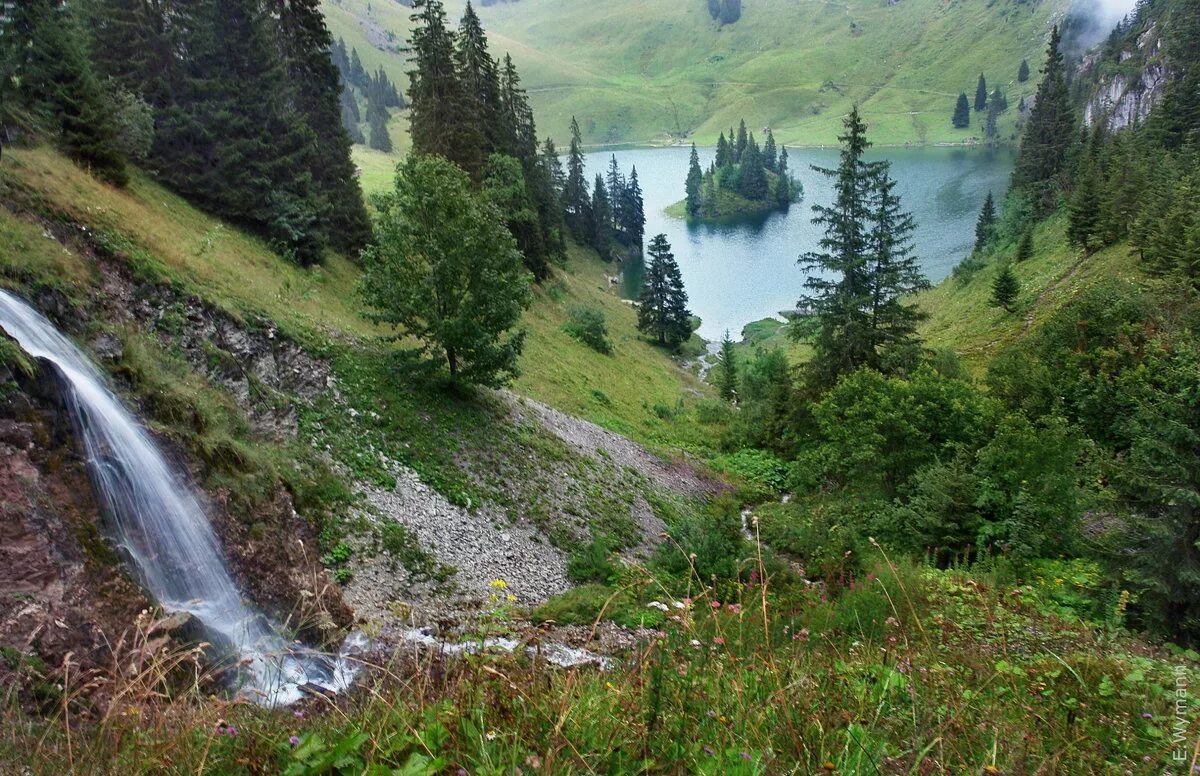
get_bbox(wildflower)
[793,628,810,642]
[525,754,542,768]
[690,639,702,648]
[710,600,721,609]
[488,579,508,590]
[740,751,751,761]
[885,616,899,627]
[702,745,715,756]
[706,710,717,719]
[727,603,742,614]
[647,601,669,612]
[823,762,836,771]
[289,735,300,747]
[1141,712,1153,719]
[293,709,306,719]
[672,601,686,610]
[214,719,238,737]
[457,770,468,776]
[713,636,725,645]
[506,594,517,603]
[485,730,498,741]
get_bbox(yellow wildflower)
[488,579,508,589]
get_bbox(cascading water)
[0,289,357,705]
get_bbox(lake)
[581,145,1015,341]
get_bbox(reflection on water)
[584,145,1015,340]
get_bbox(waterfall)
[0,289,356,705]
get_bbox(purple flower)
[289,735,301,747]
[740,751,751,761]
[457,770,469,776]
[1142,712,1153,719]
[702,745,715,756]
[293,709,306,719]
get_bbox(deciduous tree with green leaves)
[361,155,531,387]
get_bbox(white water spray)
[0,289,356,705]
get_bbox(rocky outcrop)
[0,357,152,710]
[1081,22,1169,133]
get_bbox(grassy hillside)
[322,0,1066,149]
[0,147,711,453]
[916,214,1145,373]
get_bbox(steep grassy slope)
[0,147,711,452]
[322,0,1066,148]
[916,214,1145,373]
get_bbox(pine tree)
[953,93,971,129]
[274,0,372,254]
[991,88,1008,112]
[974,191,997,251]
[564,116,591,239]
[1015,228,1034,262]
[5,0,128,185]
[361,154,531,386]
[1149,0,1200,149]
[638,234,692,348]
[717,330,738,401]
[621,166,645,252]
[991,265,1020,312]
[1012,25,1076,206]
[735,119,748,162]
[457,1,503,154]
[974,73,988,112]
[541,137,568,255]
[368,91,393,151]
[686,143,704,217]
[591,174,613,259]
[407,0,483,177]
[340,85,363,140]
[1018,58,1030,83]
[763,130,777,173]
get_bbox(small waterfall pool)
[0,289,356,705]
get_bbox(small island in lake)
[668,120,801,220]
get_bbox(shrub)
[567,534,618,584]
[564,306,612,354]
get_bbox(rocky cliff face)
[1080,21,1168,133]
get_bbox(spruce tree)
[984,97,1001,142]
[340,85,363,141]
[686,143,704,216]
[483,153,547,279]
[738,133,768,200]
[5,0,128,185]
[1067,168,1104,254]
[407,0,483,177]
[735,119,748,162]
[154,0,321,262]
[974,191,997,251]
[606,155,625,232]
[776,145,791,207]
[275,0,372,254]
[991,265,1020,312]
[715,132,730,167]
[564,116,591,239]
[621,167,645,252]
[953,93,971,129]
[866,164,929,360]
[457,1,503,154]
[361,154,531,386]
[638,234,692,348]
[717,330,738,401]
[797,107,892,386]
[1012,25,1076,206]
[1015,228,1034,262]
[974,73,988,112]
[591,174,613,259]
[763,130,777,173]
[349,47,368,88]
[1018,58,1030,82]
[80,0,171,104]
